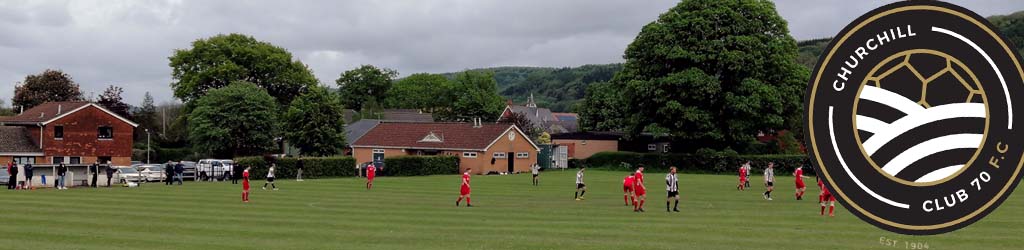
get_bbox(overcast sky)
[1,0,1023,105]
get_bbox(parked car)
[179,161,197,180]
[115,167,145,184]
[136,164,166,182]
[196,159,233,181]
[0,167,9,186]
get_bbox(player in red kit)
[456,168,472,207]
[794,165,807,200]
[633,165,647,212]
[818,177,836,217]
[366,164,376,190]
[737,161,749,191]
[623,173,635,206]
[241,166,251,203]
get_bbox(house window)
[69,157,81,164]
[13,157,34,165]
[493,152,507,159]
[647,144,657,151]
[516,152,529,159]
[98,126,114,139]
[54,126,64,139]
[372,149,385,154]
[52,156,64,164]
[462,152,478,158]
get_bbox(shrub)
[382,156,459,176]
[233,156,356,179]
[581,152,810,176]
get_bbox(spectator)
[89,161,99,188]
[105,165,115,187]
[174,162,184,185]
[24,163,34,190]
[232,163,243,184]
[296,159,305,182]
[164,161,175,185]
[56,163,68,190]
[7,162,16,190]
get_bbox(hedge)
[382,156,459,176]
[581,151,811,176]
[233,156,356,179]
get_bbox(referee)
[666,167,680,212]
[763,162,776,201]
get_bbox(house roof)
[352,122,538,151]
[0,126,42,155]
[552,113,578,121]
[0,102,138,127]
[344,119,381,145]
[382,110,434,122]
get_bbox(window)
[69,157,81,164]
[372,149,385,154]
[13,157,35,165]
[647,144,657,151]
[52,156,64,164]
[98,126,113,139]
[462,152,478,158]
[516,152,529,159]
[54,126,64,139]
[493,152,507,159]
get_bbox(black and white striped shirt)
[764,167,775,182]
[665,173,678,192]
[576,170,584,184]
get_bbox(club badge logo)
[805,1,1024,235]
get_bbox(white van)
[196,159,234,181]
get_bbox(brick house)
[0,101,138,166]
[351,120,540,175]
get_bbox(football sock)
[624,195,629,205]
[575,192,579,199]
[829,205,835,215]
[580,190,585,197]
[674,200,679,210]
[666,201,670,211]
[466,198,471,205]
[456,197,462,206]
[821,206,826,215]
[639,200,645,208]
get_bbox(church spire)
[526,93,537,108]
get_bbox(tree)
[498,111,540,139]
[169,33,318,105]
[438,71,504,122]
[384,73,452,113]
[133,92,159,141]
[577,82,627,132]
[0,99,14,116]
[583,0,808,151]
[97,85,133,120]
[336,65,397,111]
[12,69,84,110]
[188,81,279,157]
[283,86,347,156]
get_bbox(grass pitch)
[2,170,1023,249]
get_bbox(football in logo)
[805,1,1024,235]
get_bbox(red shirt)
[795,168,805,183]
[623,176,634,187]
[818,179,831,195]
[739,168,747,178]
[242,171,250,190]
[367,165,376,178]
[633,171,644,190]
[461,173,471,188]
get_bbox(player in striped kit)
[665,167,680,212]
[763,162,775,201]
[574,167,587,201]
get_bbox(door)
[372,151,385,168]
[507,152,515,173]
[557,147,568,169]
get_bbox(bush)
[233,156,356,179]
[383,156,459,176]
[582,151,810,176]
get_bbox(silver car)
[115,167,144,184]
[137,164,167,182]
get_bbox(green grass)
[2,170,1023,249]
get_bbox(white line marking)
[881,134,983,175]
[830,106,910,209]
[862,103,986,155]
[859,85,925,115]
[933,26,1013,129]
[855,115,889,134]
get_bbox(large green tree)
[336,65,397,111]
[384,73,452,113]
[169,33,318,105]
[283,86,347,157]
[133,92,159,141]
[583,0,808,151]
[97,85,132,120]
[438,71,504,122]
[12,69,84,110]
[188,81,279,157]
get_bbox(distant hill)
[441,64,622,112]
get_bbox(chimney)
[19,106,23,114]
[57,104,62,115]
[39,112,45,118]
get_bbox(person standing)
[574,167,587,201]
[818,177,836,217]
[8,162,18,190]
[634,165,647,212]
[263,164,277,190]
[296,159,304,182]
[737,161,749,191]
[531,163,541,186]
[5,162,12,190]
[794,165,807,200]
[623,173,635,206]
[24,163,34,190]
[763,162,776,201]
[174,162,184,185]
[105,165,115,187]
[666,167,680,212]
[56,163,68,190]
[165,161,175,185]
[232,162,243,184]
[366,163,376,190]
[89,161,99,188]
[242,166,251,203]
[743,163,752,189]
[456,168,472,207]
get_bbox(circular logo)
[805,1,1024,235]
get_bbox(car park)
[137,164,167,182]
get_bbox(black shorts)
[576,183,586,189]
[667,191,679,198]
[533,174,538,177]
[267,177,275,182]
[766,181,774,187]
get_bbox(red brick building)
[0,102,138,166]
[351,121,540,174]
